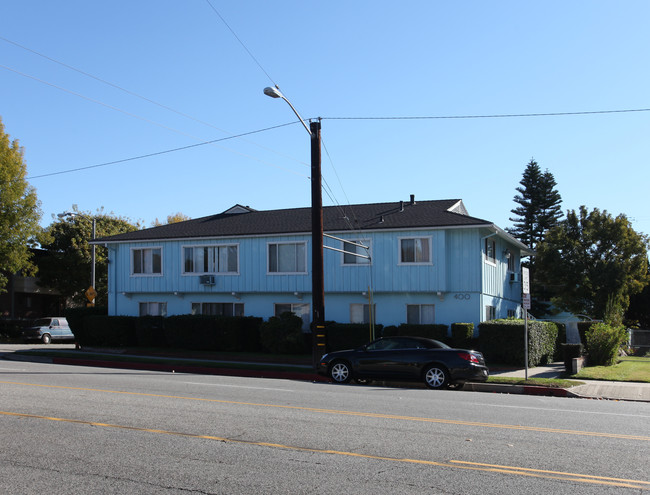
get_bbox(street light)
[58,211,96,305]
[264,85,325,369]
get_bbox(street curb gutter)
[463,382,581,398]
[50,356,331,383]
[0,354,593,399]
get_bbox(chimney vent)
[410,194,416,205]
[400,201,404,212]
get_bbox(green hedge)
[325,323,383,352]
[577,321,597,350]
[260,312,304,354]
[383,324,449,341]
[451,323,475,348]
[69,311,263,351]
[585,323,627,366]
[478,319,558,367]
[65,306,108,344]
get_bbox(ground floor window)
[406,304,435,324]
[191,302,244,317]
[507,309,516,318]
[274,303,310,330]
[350,303,375,324]
[139,302,167,317]
[485,305,496,321]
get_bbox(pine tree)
[508,158,563,253]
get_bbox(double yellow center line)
[1,409,648,490]
[2,380,649,489]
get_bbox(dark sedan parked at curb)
[317,336,489,389]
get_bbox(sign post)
[521,267,530,380]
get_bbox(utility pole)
[310,120,326,369]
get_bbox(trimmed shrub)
[65,306,108,344]
[325,323,383,352]
[577,321,597,349]
[585,323,627,366]
[83,315,137,347]
[451,323,475,348]
[478,319,558,367]
[387,324,449,341]
[260,312,304,354]
[553,322,567,361]
[136,316,165,347]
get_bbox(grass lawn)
[573,356,650,383]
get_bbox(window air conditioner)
[199,275,216,285]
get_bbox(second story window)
[485,239,496,264]
[132,248,162,275]
[400,237,430,264]
[269,242,306,273]
[343,239,371,265]
[183,245,238,274]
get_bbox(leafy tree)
[508,158,563,253]
[625,268,650,328]
[535,206,650,319]
[151,212,190,227]
[38,207,141,306]
[0,118,42,292]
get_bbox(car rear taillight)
[457,352,479,364]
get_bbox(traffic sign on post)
[522,267,530,295]
[85,286,97,305]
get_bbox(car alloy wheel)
[329,361,352,383]
[423,365,449,389]
[41,333,52,345]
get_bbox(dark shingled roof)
[96,199,493,243]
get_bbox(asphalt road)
[1,357,649,494]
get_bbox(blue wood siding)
[106,225,525,327]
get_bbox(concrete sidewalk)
[486,362,650,402]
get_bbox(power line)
[323,108,650,121]
[27,122,307,180]
[204,0,277,86]
[0,36,307,167]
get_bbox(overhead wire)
[322,108,650,121]
[204,0,277,87]
[26,121,307,180]
[0,36,307,167]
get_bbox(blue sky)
[2,1,649,238]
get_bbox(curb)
[462,381,580,398]
[49,356,330,382]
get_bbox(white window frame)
[406,304,435,324]
[139,302,167,316]
[342,239,372,266]
[350,303,375,324]
[484,239,496,266]
[485,305,496,321]
[191,302,244,317]
[398,236,432,265]
[131,247,163,276]
[182,244,239,275]
[268,241,307,274]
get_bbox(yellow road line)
[1,410,648,490]
[1,380,649,442]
